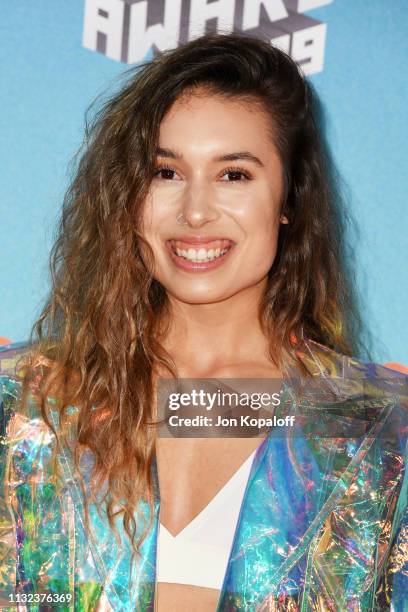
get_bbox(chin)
[165,285,236,305]
[170,292,226,305]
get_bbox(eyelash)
[153,164,252,181]
[153,164,177,179]
[222,166,252,181]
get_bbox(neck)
[160,279,273,376]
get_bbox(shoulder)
[0,341,28,388]
[0,341,50,420]
[293,338,408,449]
[0,342,31,426]
[294,339,408,509]
[0,342,59,478]
[298,337,408,383]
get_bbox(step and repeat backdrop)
[1,1,407,365]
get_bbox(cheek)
[143,188,179,233]
[251,230,280,270]
[139,198,162,270]
[240,192,281,241]
[141,194,165,241]
[239,198,282,268]
[140,193,154,234]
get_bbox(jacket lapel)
[217,342,405,610]
[48,409,160,611]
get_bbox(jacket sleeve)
[0,344,105,611]
[373,384,408,612]
[0,347,22,608]
[0,343,64,610]
[389,499,408,611]
[375,462,408,611]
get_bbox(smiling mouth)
[168,239,234,263]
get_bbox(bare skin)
[155,364,281,612]
[142,89,287,611]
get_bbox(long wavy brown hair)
[24,33,362,562]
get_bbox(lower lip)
[166,243,234,272]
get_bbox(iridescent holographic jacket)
[0,341,407,611]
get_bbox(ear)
[280,214,289,224]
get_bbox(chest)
[155,437,264,536]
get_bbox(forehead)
[158,90,277,153]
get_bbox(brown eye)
[158,169,175,180]
[154,166,180,180]
[220,168,252,182]
[227,171,245,181]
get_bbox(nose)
[180,180,220,228]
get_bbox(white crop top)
[156,448,257,591]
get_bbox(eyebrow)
[156,147,264,167]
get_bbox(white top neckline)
[157,448,258,590]
[159,448,257,539]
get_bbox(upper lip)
[168,235,235,244]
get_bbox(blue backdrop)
[1,1,407,364]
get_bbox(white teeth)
[174,246,230,262]
[197,248,207,261]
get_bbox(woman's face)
[142,89,287,305]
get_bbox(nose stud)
[176,213,187,225]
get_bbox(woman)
[0,33,407,611]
